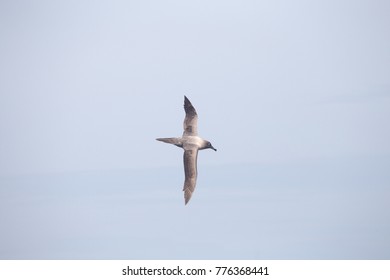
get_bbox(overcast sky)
[0,0,389,259]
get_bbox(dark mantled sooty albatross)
[156,96,217,205]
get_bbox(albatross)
[156,96,217,205]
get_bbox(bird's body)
[156,96,216,205]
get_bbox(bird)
[156,96,217,205]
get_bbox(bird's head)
[205,141,217,151]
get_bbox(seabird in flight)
[156,96,217,205]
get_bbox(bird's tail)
[156,137,182,147]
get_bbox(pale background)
[0,0,389,259]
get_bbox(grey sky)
[0,0,389,259]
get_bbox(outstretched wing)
[183,96,198,136]
[183,147,198,205]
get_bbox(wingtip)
[184,96,195,111]
[184,189,192,205]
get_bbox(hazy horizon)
[1,155,389,259]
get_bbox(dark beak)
[211,146,217,151]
